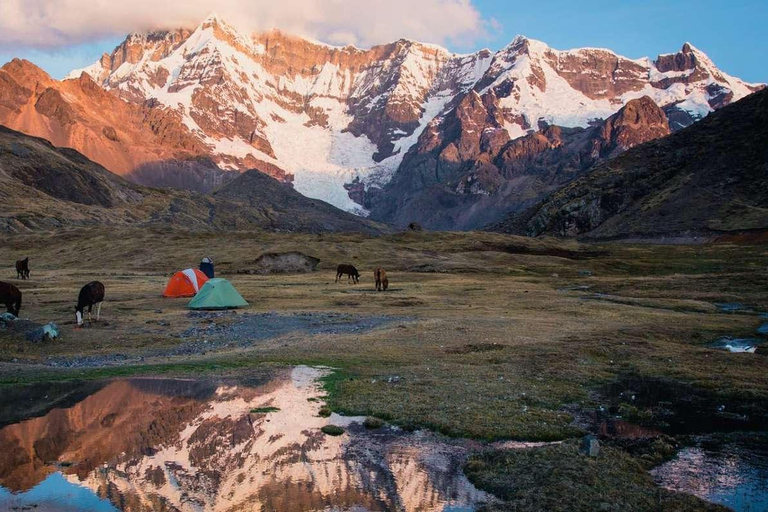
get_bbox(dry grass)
[1,228,766,441]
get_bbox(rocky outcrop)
[492,88,768,239]
[368,96,671,230]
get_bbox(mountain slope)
[0,125,381,234]
[51,14,761,217]
[491,88,768,240]
[368,95,671,229]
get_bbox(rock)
[26,322,59,342]
[0,312,18,325]
[246,252,320,274]
[579,435,601,457]
[408,222,423,232]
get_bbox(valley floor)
[1,229,767,510]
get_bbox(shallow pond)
[0,367,489,511]
[652,434,768,512]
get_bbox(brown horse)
[0,281,22,317]
[76,281,105,326]
[335,264,360,284]
[374,268,389,291]
[15,258,29,280]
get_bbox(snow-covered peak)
[201,11,222,24]
[64,15,764,214]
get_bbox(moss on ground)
[363,417,385,429]
[321,425,345,436]
[465,441,729,512]
[251,406,280,414]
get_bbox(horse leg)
[96,302,102,321]
[88,305,93,324]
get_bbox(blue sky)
[474,0,767,83]
[1,0,765,83]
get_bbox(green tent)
[188,278,249,310]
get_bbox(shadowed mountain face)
[492,88,768,240]
[0,369,489,511]
[0,126,383,234]
[368,96,671,230]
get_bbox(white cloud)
[0,0,489,51]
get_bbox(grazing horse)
[0,281,22,317]
[335,264,360,284]
[75,281,105,326]
[15,258,30,280]
[374,268,389,291]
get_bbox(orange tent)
[163,269,209,298]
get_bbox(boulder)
[245,252,320,274]
[579,435,601,457]
[26,322,59,342]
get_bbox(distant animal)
[0,281,22,317]
[374,268,389,291]
[15,258,30,280]
[335,264,360,284]
[75,281,105,326]
[408,222,423,232]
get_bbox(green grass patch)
[250,406,280,414]
[321,425,345,436]
[363,417,385,429]
[466,441,728,512]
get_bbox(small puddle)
[716,303,755,314]
[711,337,764,353]
[652,433,768,512]
[0,367,491,511]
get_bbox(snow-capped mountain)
[64,13,762,216]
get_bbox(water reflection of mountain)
[0,368,488,511]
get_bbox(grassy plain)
[1,228,766,509]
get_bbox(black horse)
[15,258,29,280]
[76,281,105,326]
[0,281,22,317]
[335,264,360,284]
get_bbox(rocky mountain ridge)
[491,88,768,240]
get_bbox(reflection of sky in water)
[712,337,763,353]
[652,439,768,512]
[0,472,118,511]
